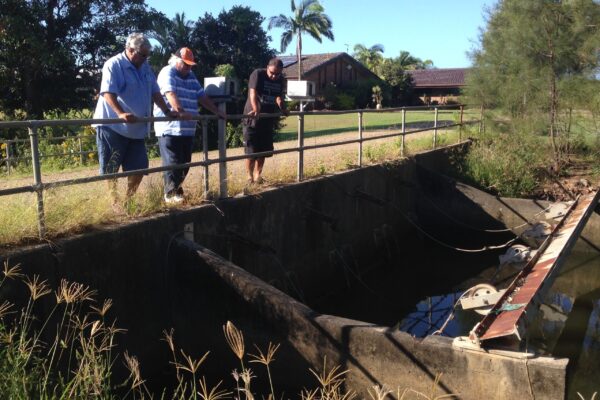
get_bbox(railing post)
[433,107,438,149]
[217,103,227,198]
[358,111,363,167]
[478,105,484,135]
[29,126,46,239]
[459,105,464,143]
[297,112,304,182]
[202,119,209,196]
[78,136,84,165]
[5,140,11,175]
[401,108,406,157]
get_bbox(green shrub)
[454,131,546,197]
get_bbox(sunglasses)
[131,49,150,59]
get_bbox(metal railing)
[0,104,481,239]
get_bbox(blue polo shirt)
[153,65,206,137]
[93,52,160,139]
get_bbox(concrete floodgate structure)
[2,143,599,399]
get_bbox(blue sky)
[144,0,498,68]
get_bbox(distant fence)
[0,104,482,239]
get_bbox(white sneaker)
[164,194,184,204]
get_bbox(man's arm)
[248,88,261,117]
[199,96,226,120]
[152,92,178,118]
[276,96,289,116]
[103,92,137,122]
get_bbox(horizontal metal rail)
[0,105,481,239]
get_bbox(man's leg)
[96,126,125,205]
[121,138,149,199]
[253,157,265,182]
[158,136,178,197]
[126,174,143,197]
[245,158,255,183]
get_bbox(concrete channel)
[2,143,599,399]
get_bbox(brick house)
[281,52,383,96]
[406,68,469,105]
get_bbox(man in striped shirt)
[154,47,225,204]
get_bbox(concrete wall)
[0,143,586,399]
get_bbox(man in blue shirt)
[93,33,177,203]
[154,47,225,204]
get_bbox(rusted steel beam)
[470,191,600,344]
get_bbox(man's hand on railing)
[280,109,290,117]
[176,111,193,120]
[117,112,137,123]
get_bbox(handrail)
[0,104,482,240]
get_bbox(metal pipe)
[433,107,439,149]
[401,108,406,157]
[297,113,304,182]
[358,111,363,167]
[459,105,464,143]
[202,120,209,196]
[5,140,11,175]
[28,127,46,238]
[217,103,227,198]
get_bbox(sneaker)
[164,194,184,204]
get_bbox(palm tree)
[268,0,334,80]
[353,43,385,73]
[149,12,194,70]
[396,51,433,70]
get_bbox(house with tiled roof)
[406,68,469,105]
[281,52,383,96]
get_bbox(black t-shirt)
[243,68,285,115]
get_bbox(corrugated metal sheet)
[470,191,600,343]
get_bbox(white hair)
[125,33,151,52]
[168,55,183,67]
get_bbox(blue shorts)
[96,126,149,174]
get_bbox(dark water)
[397,252,600,399]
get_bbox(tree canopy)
[466,0,600,167]
[0,0,160,120]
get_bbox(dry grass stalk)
[23,274,51,300]
[249,342,280,366]
[90,298,112,317]
[577,393,598,400]
[368,385,393,400]
[176,349,209,375]
[123,351,145,390]
[249,342,280,400]
[224,320,245,361]
[198,377,232,400]
[0,300,14,318]
[55,279,97,304]
[2,261,22,281]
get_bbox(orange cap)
[175,47,197,66]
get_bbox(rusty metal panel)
[470,191,600,343]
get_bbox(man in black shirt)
[243,58,288,184]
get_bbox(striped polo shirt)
[153,65,206,137]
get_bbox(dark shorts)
[243,118,276,159]
[96,126,149,174]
